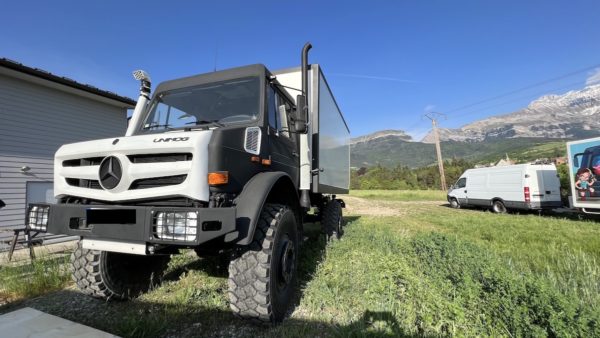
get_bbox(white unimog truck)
[27,43,350,323]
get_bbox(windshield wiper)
[185,119,225,127]
[143,123,174,130]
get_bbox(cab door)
[267,85,299,185]
[450,177,468,205]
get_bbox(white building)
[0,58,135,248]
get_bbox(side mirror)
[573,153,582,167]
[295,94,308,133]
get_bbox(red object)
[524,187,530,202]
[593,165,600,175]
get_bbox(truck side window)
[268,85,293,138]
[457,178,466,188]
[275,92,291,138]
[267,86,278,131]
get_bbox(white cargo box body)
[566,137,600,212]
[447,164,562,211]
[274,65,350,194]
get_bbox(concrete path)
[0,307,118,337]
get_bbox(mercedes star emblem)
[98,156,122,190]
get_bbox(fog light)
[153,211,197,242]
[28,205,49,232]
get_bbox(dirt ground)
[343,196,439,216]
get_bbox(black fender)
[234,171,300,245]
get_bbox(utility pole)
[424,112,447,190]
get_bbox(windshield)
[140,76,260,132]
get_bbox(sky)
[2,1,600,140]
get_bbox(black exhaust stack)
[299,42,312,209]
[301,42,312,97]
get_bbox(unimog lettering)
[153,137,189,142]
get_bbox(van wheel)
[449,198,460,209]
[228,203,298,324]
[492,200,507,214]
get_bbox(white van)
[447,164,562,213]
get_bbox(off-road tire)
[449,198,460,209]
[492,200,507,214]
[228,203,299,323]
[71,241,170,300]
[323,199,343,241]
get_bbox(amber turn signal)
[250,156,260,163]
[261,158,271,166]
[208,171,229,185]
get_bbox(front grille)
[66,178,102,189]
[62,153,191,192]
[128,153,193,163]
[63,153,192,167]
[129,175,187,190]
[62,157,103,167]
[244,127,261,155]
[60,195,205,207]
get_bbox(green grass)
[1,196,599,337]
[0,255,71,301]
[299,211,600,337]
[350,189,446,201]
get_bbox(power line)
[446,79,586,121]
[444,63,600,115]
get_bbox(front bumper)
[32,203,237,248]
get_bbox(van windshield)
[140,76,260,132]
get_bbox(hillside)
[351,135,565,168]
[350,129,412,144]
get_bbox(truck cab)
[27,44,350,323]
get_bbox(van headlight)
[28,204,50,232]
[152,211,197,242]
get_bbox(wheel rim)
[278,235,295,288]
[494,202,505,213]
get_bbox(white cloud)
[586,68,600,86]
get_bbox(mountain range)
[421,84,600,143]
[351,84,600,168]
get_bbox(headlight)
[153,211,197,242]
[28,205,50,232]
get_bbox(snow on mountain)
[421,85,600,143]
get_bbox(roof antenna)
[213,41,219,72]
